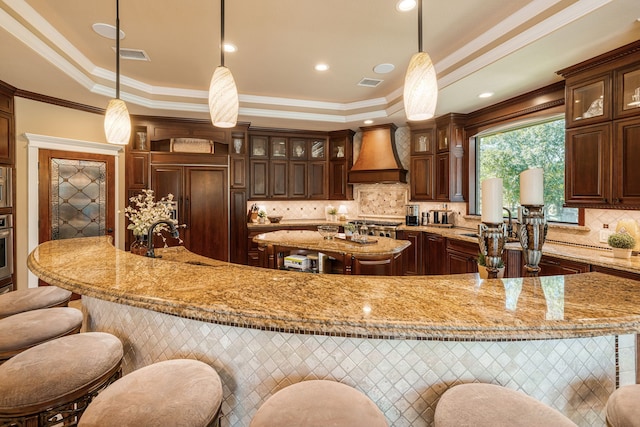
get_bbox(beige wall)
[14,97,125,290]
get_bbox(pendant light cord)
[220,0,225,67]
[417,0,423,53]
[116,0,121,99]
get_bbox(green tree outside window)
[477,118,578,223]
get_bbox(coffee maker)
[405,204,419,226]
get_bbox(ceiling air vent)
[117,48,151,61]
[357,77,383,88]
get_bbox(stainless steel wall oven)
[0,214,13,281]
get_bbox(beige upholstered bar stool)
[0,307,82,363]
[434,383,578,427]
[78,359,223,427]
[0,286,72,318]
[0,332,123,426]
[250,380,388,427]
[606,384,640,426]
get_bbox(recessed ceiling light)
[92,23,125,40]
[315,63,329,71]
[396,0,416,12]
[478,92,494,98]
[223,43,237,53]
[364,119,374,125]
[373,63,395,74]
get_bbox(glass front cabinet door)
[566,74,612,128]
[615,64,640,119]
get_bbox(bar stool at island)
[0,332,123,426]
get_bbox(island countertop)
[27,236,640,340]
[253,229,411,255]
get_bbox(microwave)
[0,167,11,208]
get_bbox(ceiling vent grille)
[357,77,383,87]
[117,48,151,61]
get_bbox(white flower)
[124,190,182,244]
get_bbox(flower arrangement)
[257,210,267,219]
[327,207,338,216]
[124,189,179,238]
[608,232,636,249]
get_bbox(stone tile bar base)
[84,297,616,427]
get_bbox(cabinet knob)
[614,198,620,204]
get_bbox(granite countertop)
[253,230,411,255]
[27,236,640,341]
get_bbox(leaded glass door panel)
[38,150,115,244]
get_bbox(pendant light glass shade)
[208,65,239,128]
[104,0,130,145]
[104,98,131,145]
[403,51,438,121]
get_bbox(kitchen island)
[253,229,411,275]
[27,236,640,426]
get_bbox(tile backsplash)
[249,125,640,251]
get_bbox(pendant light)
[104,0,131,145]
[403,0,438,121]
[208,0,239,128]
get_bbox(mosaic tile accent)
[84,297,617,427]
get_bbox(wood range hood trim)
[348,123,408,184]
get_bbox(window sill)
[462,215,590,233]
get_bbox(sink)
[460,233,479,238]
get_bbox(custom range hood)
[348,123,407,184]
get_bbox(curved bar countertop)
[27,236,640,340]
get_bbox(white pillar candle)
[520,168,544,205]
[481,178,503,224]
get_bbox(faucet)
[146,220,180,258]
[503,207,514,238]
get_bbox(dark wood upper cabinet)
[249,159,269,199]
[289,161,307,199]
[230,156,246,189]
[328,130,354,200]
[564,123,610,206]
[410,156,434,201]
[269,160,288,199]
[435,152,450,201]
[409,115,464,203]
[250,136,269,158]
[246,132,340,200]
[565,73,612,128]
[308,161,328,199]
[559,41,640,208]
[613,117,640,206]
[0,89,13,165]
[270,137,287,159]
[127,152,149,189]
[290,138,308,160]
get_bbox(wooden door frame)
[25,133,123,289]
[38,149,115,245]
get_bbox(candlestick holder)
[478,222,507,279]
[518,205,548,277]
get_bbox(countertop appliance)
[349,220,402,239]
[406,204,419,226]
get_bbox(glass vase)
[130,234,148,256]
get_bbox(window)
[475,117,578,224]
